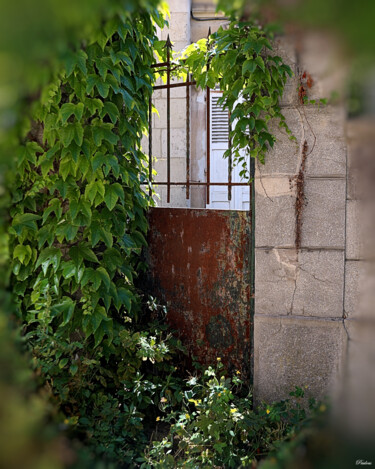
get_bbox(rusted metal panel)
[146,208,252,377]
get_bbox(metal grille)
[147,32,252,205]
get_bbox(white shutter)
[211,93,229,148]
[207,91,250,211]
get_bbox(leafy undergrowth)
[141,360,326,469]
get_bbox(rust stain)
[146,208,252,378]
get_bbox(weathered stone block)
[254,315,347,403]
[153,157,187,184]
[298,32,347,103]
[161,128,187,159]
[344,260,364,319]
[259,106,346,178]
[160,13,190,44]
[280,80,299,107]
[255,248,344,317]
[153,98,187,129]
[347,140,362,200]
[341,318,375,437]
[301,178,346,249]
[255,177,296,248]
[292,249,345,318]
[304,106,347,178]
[153,184,190,209]
[141,129,162,160]
[346,199,363,260]
[255,248,299,316]
[168,0,190,13]
[257,108,301,176]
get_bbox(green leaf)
[118,287,132,311]
[12,213,40,235]
[35,247,62,275]
[97,267,111,290]
[13,245,32,265]
[99,227,113,248]
[60,103,85,124]
[92,151,107,172]
[105,184,122,210]
[255,56,265,72]
[59,358,69,368]
[103,248,122,271]
[101,102,120,124]
[60,124,75,148]
[70,244,99,267]
[74,123,84,146]
[70,364,78,376]
[242,59,256,75]
[76,50,88,75]
[92,124,119,146]
[62,261,76,279]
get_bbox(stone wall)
[253,33,350,403]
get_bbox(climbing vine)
[179,20,295,177]
[7,2,184,464]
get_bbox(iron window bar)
[147,33,251,205]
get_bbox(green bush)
[143,361,321,468]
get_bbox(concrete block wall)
[254,33,350,403]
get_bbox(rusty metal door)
[146,208,252,378]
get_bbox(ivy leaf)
[70,244,99,267]
[117,287,132,311]
[85,98,104,116]
[119,89,134,109]
[104,185,119,211]
[104,183,124,211]
[12,213,40,235]
[255,119,267,133]
[59,157,76,180]
[92,151,107,172]
[85,180,105,205]
[100,227,113,248]
[35,247,62,275]
[53,297,76,326]
[255,56,266,72]
[60,103,85,124]
[101,102,120,124]
[13,245,32,265]
[74,123,84,146]
[60,124,76,148]
[62,261,77,279]
[76,50,88,75]
[92,124,119,146]
[97,267,111,290]
[103,248,122,271]
[97,80,110,98]
[65,50,87,77]
[242,59,256,75]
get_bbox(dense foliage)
[143,363,324,468]
[179,20,294,177]
[7,2,188,465]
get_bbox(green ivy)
[179,21,295,177]
[7,2,183,464]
